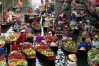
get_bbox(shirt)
[78,41,91,50]
[12,44,19,51]
[13,24,20,30]
[92,41,99,47]
[25,27,33,34]
[0,48,4,56]
[36,36,45,43]
[66,60,77,66]
[34,9,41,14]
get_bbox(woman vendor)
[92,35,99,48]
[11,41,19,51]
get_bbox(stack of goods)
[6,32,20,43]
[36,42,55,57]
[88,48,99,66]
[0,36,5,48]
[70,21,79,30]
[20,43,36,59]
[8,51,27,66]
[62,40,77,53]
[26,33,33,39]
[0,55,6,66]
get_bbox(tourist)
[66,54,77,66]
[92,35,99,48]
[78,37,91,50]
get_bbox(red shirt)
[12,44,19,51]
[4,13,9,19]
[18,34,26,43]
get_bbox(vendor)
[18,29,26,43]
[46,31,58,44]
[92,35,99,48]
[78,37,91,51]
[25,23,33,34]
[66,54,77,66]
[35,32,45,44]
[11,41,19,51]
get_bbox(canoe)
[61,40,78,54]
[35,42,55,61]
[19,43,36,60]
[1,22,14,28]
[47,42,59,54]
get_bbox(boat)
[19,43,36,60]
[47,42,59,54]
[35,42,55,61]
[1,22,14,28]
[61,40,78,54]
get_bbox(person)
[17,0,23,8]
[12,22,20,32]
[46,7,52,14]
[25,23,33,34]
[18,29,26,43]
[11,41,19,51]
[34,8,41,14]
[28,7,33,13]
[15,12,21,20]
[46,31,58,44]
[3,12,9,22]
[66,54,77,66]
[70,13,76,21]
[92,35,99,48]
[82,28,89,36]
[35,32,45,44]
[78,37,91,50]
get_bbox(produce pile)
[0,55,6,66]
[36,42,55,57]
[6,33,20,42]
[88,48,99,64]
[8,51,27,66]
[20,44,36,59]
[62,40,77,52]
[70,21,79,30]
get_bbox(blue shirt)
[78,41,91,50]
[0,48,4,56]
[34,9,40,14]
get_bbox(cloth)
[11,44,19,51]
[25,27,33,34]
[92,41,99,47]
[78,41,91,50]
[36,36,45,43]
[0,48,4,56]
[66,60,77,66]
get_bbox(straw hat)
[68,54,77,62]
[79,47,86,51]
[95,35,98,38]
[20,29,26,32]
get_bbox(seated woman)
[92,35,99,48]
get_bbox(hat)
[79,47,86,50]
[48,31,52,34]
[20,29,26,32]
[95,35,98,38]
[68,54,77,62]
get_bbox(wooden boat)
[47,42,59,54]
[35,42,55,61]
[61,40,78,54]
[1,22,14,28]
[19,43,36,60]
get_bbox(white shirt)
[66,60,77,66]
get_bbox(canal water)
[1,0,90,66]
